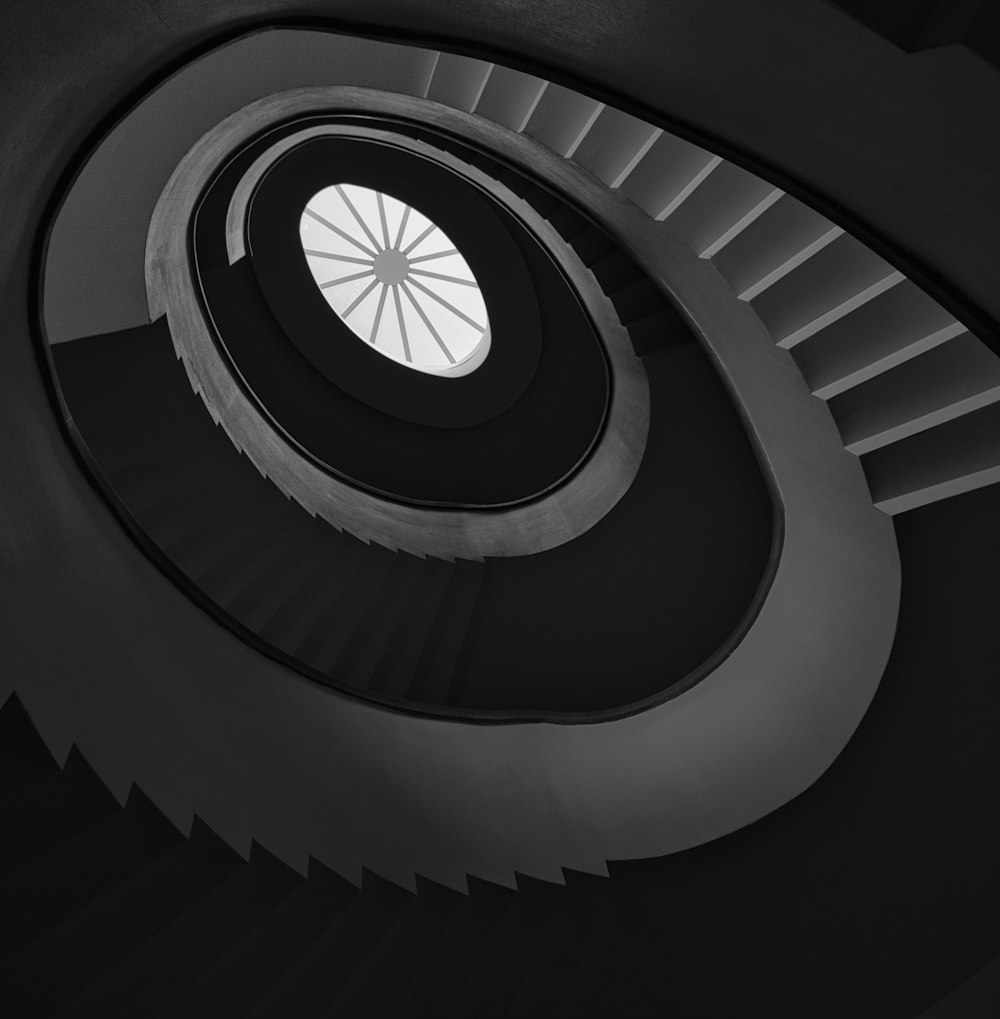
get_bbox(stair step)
[711,194,841,300]
[665,159,775,254]
[161,861,357,1018]
[863,398,1000,514]
[497,167,534,198]
[751,234,903,348]
[618,131,720,221]
[0,818,241,1015]
[449,874,564,1018]
[830,331,1000,454]
[75,390,202,459]
[60,354,197,428]
[246,871,412,1017]
[0,788,181,960]
[523,83,604,158]
[610,277,667,326]
[162,472,276,568]
[590,250,644,293]
[571,106,659,189]
[465,149,507,181]
[426,52,492,113]
[407,559,486,705]
[546,203,590,243]
[627,306,693,357]
[387,877,513,1018]
[61,844,301,1018]
[0,694,57,796]
[569,225,617,267]
[168,484,291,582]
[227,518,337,634]
[790,279,963,399]
[0,746,119,876]
[217,511,325,626]
[523,185,562,219]
[327,552,428,689]
[507,870,604,1018]
[256,539,354,649]
[104,426,235,512]
[473,65,546,133]
[296,544,398,676]
[198,499,317,609]
[135,454,262,547]
[81,396,219,475]
[258,532,370,658]
[366,556,454,700]
[50,320,178,390]
[329,876,465,1017]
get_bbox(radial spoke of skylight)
[391,285,412,363]
[409,267,477,288]
[319,268,375,289]
[376,192,392,250]
[403,223,437,256]
[407,249,459,265]
[300,184,489,375]
[393,205,411,250]
[370,283,389,344]
[303,250,373,265]
[335,185,383,253]
[343,278,381,319]
[407,276,485,332]
[400,281,455,364]
[304,207,377,258]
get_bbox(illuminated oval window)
[300,184,490,376]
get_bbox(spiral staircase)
[3,4,1000,1016]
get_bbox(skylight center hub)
[373,248,409,285]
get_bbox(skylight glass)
[299,184,490,376]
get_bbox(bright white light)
[300,184,490,376]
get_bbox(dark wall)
[597,481,1000,1017]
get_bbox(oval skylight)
[300,184,490,376]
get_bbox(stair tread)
[60,355,198,427]
[507,870,604,1018]
[263,533,371,656]
[413,560,486,706]
[0,746,119,876]
[329,877,465,1018]
[366,556,454,700]
[246,871,412,1018]
[61,844,301,1018]
[198,499,317,609]
[0,694,58,796]
[107,425,239,511]
[171,484,292,583]
[387,877,514,1019]
[0,788,181,961]
[297,544,398,675]
[82,396,221,475]
[136,457,265,549]
[448,874,564,1018]
[161,861,357,1019]
[326,552,428,689]
[51,320,178,389]
[0,819,242,1015]
[227,517,337,633]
